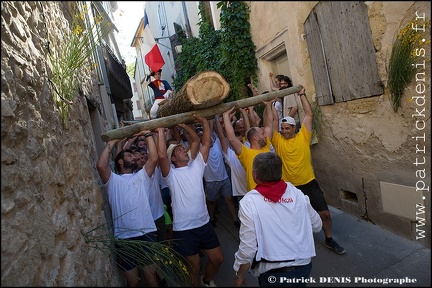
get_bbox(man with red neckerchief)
[233,152,322,287]
[146,68,173,119]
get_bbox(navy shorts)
[115,233,157,271]
[172,221,220,256]
[295,179,329,212]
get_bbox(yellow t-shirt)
[238,138,272,191]
[241,136,247,144]
[271,126,315,186]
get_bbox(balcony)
[102,44,132,101]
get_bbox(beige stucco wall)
[1,2,122,286]
[249,1,430,247]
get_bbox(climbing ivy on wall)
[218,1,258,103]
[173,1,258,103]
[173,2,222,89]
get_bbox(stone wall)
[1,2,122,286]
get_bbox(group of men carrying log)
[97,71,345,287]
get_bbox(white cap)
[280,116,296,126]
[166,143,184,163]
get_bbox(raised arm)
[114,137,128,157]
[269,72,279,91]
[223,107,243,156]
[133,130,158,177]
[263,99,275,140]
[230,111,238,127]
[247,105,261,127]
[179,122,200,159]
[156,127,170,177]
[97,139,120,184]
[170,127,181,143]
[298,86,313,132]
[271,100,280,132]
[239,107,251,132]
[125,136,138,150]
[287,101,299,118]
[214,114,228,154]
[196,116,212,162]
[247,83,258,96]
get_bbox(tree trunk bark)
[101,85,302,142]
[156,71,230,118]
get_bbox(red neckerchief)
[152,79,166,94]
[255,180,287,202]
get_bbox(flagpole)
[154,36,172,50]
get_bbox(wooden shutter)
[304,11,334,105]
[305,2,384,105]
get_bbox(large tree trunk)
[101,85,302,142]
[157,71,230,118]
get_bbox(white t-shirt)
[159,167,169,189]
[164,152,210,231]
[224,147,247,196]
[147,167,165,220]
[274,100,283,121]
[283,94,299,122]
[204,136,228,182]
[105,170,156,239]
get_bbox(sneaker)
[234,220,240,229]
[325,239,346,255]
[200,276,217,287]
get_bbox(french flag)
[143,10,165,72]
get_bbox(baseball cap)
[166,143,185,164]
[280,116,296,126]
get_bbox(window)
[157,3,167,35]
[304,2,383,105]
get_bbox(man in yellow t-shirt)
[269,85,345,256]
[222,100,274,192]
[237,136,272,191]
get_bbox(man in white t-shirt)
[133,147,167,243]
[203,122,240,229]
[156,116,223,287]
[214,115,248,203]
[96,130,159,287]
[233,152,322,287]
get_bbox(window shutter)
[305,11,334,105]
[305,2,383,105]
